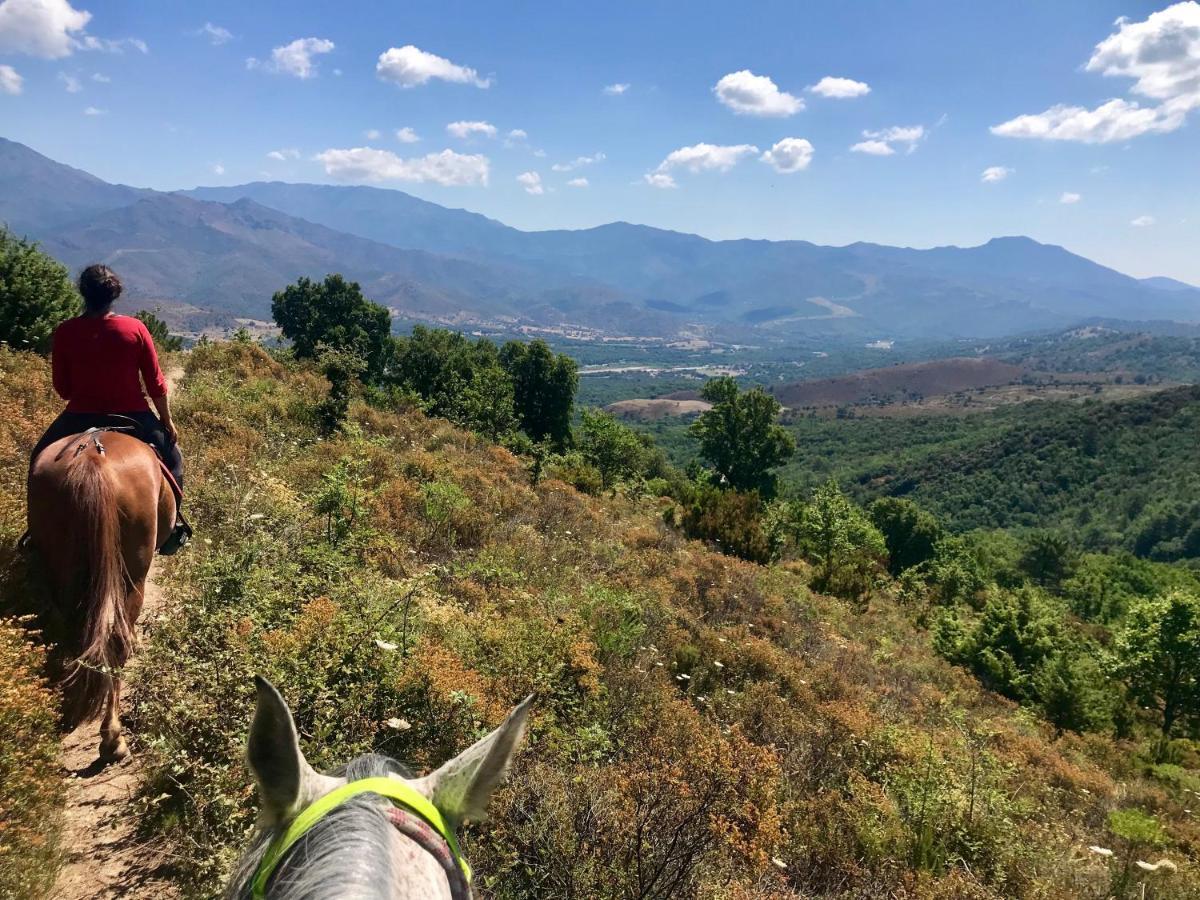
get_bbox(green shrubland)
[0,342,1178,897]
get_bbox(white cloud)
[760,137,814,173]
[713,69,803,116]
[82,105,104,115]
[603,82,630,95]
[850,139,894,156]
[567,177,589,188]
[315,147,490,186]
[197,22,232,45]
[991,99,1188,143]
[395,127,420,143]
[1131,214,1156,226]
[266,148,300,161]
[79,35,146,54]
[507,128,527,140]
[446,120,497,140]
[0,0,89,58]
[656,143,758,174]
[91,71,108,82]
[533,148,546,157]
[212,163,225,176]
[1060,191,1082,204]
[364,128,381,141]
[551,152,605,172]
[981,165,1013,183]
[248,37,334,79]
[59,71,81,92]
[0,64,22,95]
[376,45,490,88]
[852,125,925,155]
[517,171,544,195]
[808,76,870,98]
[645,143,757,187]
[992,3,1200,143]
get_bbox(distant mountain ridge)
[3,136,1198,339]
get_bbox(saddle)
[54,416,184,508]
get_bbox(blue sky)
[1,0,1198,282]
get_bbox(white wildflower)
[385,717,412,731]
[771,857,788,870]
[1088,846,1114,857]
[1136,859,1177,873]
[375,639,398,651]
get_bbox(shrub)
[0,618,63,899]
[672,484,773,564]
[777,480,886,602]
[0,227,79,353]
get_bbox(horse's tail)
[61,448,132,727]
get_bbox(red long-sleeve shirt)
[51,314,168,413]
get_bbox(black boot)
[159,515,193,556]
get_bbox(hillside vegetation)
[2,343,1198,897]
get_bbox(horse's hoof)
[100,738,130,762]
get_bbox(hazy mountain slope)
[38,194,536,319]
[186,180,1200,336]
[6,137,1200,338]
[0,137,148,234]
[184,181,523,258]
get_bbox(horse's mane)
[226,754,412,900]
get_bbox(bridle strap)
[250,776,471,898]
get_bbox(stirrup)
[158,518,193,557]
[17,531,32,552]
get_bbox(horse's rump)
[27,431,172,726]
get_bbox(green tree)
[391,326,516,440]
[1112,590,1200,747]
[578,409,664,488]
[135,309,184,352]
[0,228,79,353]
[782,480,885,602]
[1019,531,1078,591]
[271,274,392,380]
[870,497,943,576]
[689,377,794,496]
[500,339,578,449]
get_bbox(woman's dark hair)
[78,264,122,312]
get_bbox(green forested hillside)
[868,387,1200,561]
[646,385,1200,563]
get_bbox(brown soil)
[769,357,1025,408]
[605,398,713,421]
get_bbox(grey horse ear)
[247,676,342,826]
[415,694,534,826]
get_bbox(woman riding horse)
[29,263,190,554]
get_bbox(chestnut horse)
[27,428,175,761]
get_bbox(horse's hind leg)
[99,578,143,762]
[99,677,128,761]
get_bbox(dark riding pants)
[30,411,185,492]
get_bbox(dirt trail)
[50,364,186,900]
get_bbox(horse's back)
[28,430,172,574]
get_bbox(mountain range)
[2,136,1198,340]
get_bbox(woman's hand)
[163,418,179,445]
